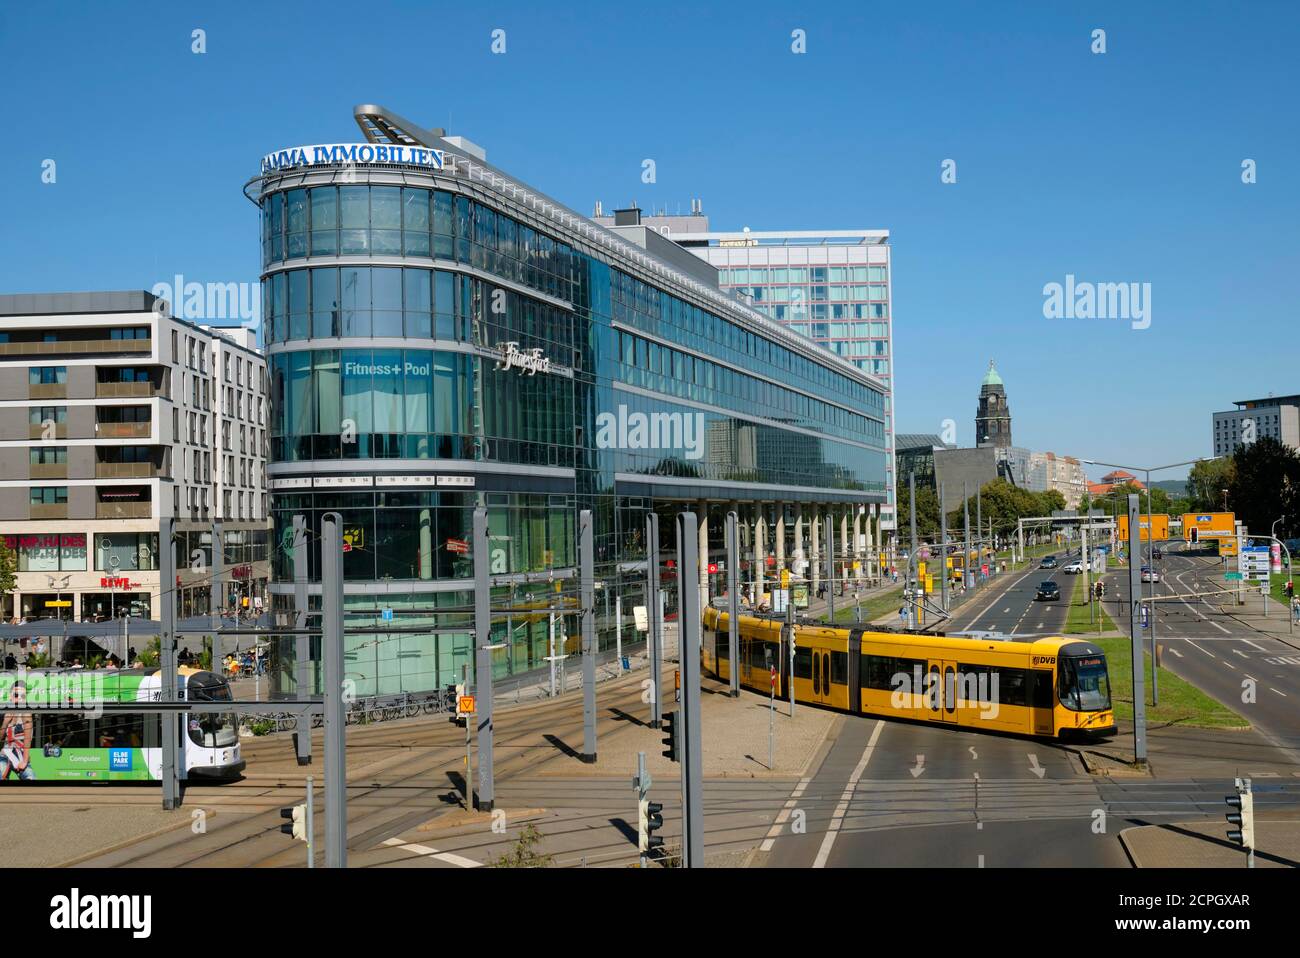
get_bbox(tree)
[1227,437,1300,539]
[0,541,15,604]
[1186,457,1235,512]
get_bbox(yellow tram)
[701,608,1115,740]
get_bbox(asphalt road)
[1101,548,1300,761]
[944,552,1074,635]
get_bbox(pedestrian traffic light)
[638,798,664,853]
[1224,778,1255,865]
[280,804,307,841]
[661,709,679,763]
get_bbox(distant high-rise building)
[593,202,897,535]
[1212,394,1300,456]
[975,360,1012,448]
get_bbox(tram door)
[927,659,958,723]
[808,646,832,706]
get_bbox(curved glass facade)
[260,153,889,698]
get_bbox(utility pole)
[645,512,662,728]
[725,511,739,697]
[159,517,179,810]
[320,512,347,866]
[908,473,918,629]
[472,507,496,809]
[580,509,597,763]
[1125,494,1148,765]
[939,483,948,612]
[292,514,311,765]
[209,518,223,666]
[963,482,972,590]
[675,511,705,867]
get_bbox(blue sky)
[3,1,1296,482]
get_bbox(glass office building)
[251,107,891,698]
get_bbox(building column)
[754,505,766,604]
[810,505,821,594]
[790,504,800,579]
[840,507,850,590]
[698,499,710,615]
[853,506,864,583]
[775,506,786,578]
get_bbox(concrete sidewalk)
[1120,813,1300,867]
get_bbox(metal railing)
[95,421,152,439]
[95,462,159,479]
[96,381,163,398]
[96,501,153,519]
[0,339,151,357]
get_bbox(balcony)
[96,421,152,439]
[30,504,68,520]
[0,339,151,358]
[28,424,67,440]
[96,381,161,399]
[29,384,67,400]
[95,462,159,479]
[96,501,153,519]
[29,463,67,480]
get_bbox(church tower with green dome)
[976,359,1012,448]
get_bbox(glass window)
[311,267,339,338]
[433,352,461,435]
[340,267,371,337]
[371,268,403,336]
[404,269,432,338]
[314,350,341,437]
[371,186,401,254]
[371,349,404,434]
[341,349,373,434]
[29,367,67,385]
[339,186,369,254]
[288,270,309,340]
[404,350,432,435]
[286,188,308,257]
[434,270,455,339]
[310,187,338,255]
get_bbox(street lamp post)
[1083,457,1207,707]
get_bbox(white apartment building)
[0,291,270,623]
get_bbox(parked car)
[1063,561,1084,574]
[1035,580,1061,601]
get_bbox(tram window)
[862,655,926,692]
[830,652,848,685]
[996,667,1027,708]
[94,714,145,749]
[1030,671,1054,709]
[34,714,91,749]
[716,634,729,663]
[793,647,813,679]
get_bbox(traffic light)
[280,804,307,841]
[1224,778,1255,866]
[661,709,679,763]
[638,798,664,854]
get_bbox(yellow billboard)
[1117,514,1170,542]
[1182,512,1235,542]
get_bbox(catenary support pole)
[939,483,948,612]
[580,509,596,763]
[909,473,918,628]
[320,512,347,866]
[293,514,311,765]
[825,512,835,622]
[159,517,179,810]
[472,507,495,808]
[963,483,972,590]
[726,511,740,697]
[1126,495,1148,764]
[646,512,662,728]
[209,518,222,663]
[676,511,705,867]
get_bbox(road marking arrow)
[1028,753,1046,779]
[910,754,926,778]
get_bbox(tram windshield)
[184,672,239,748]
[1058,655,1111,712]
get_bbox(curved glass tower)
[250,106,890,699]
